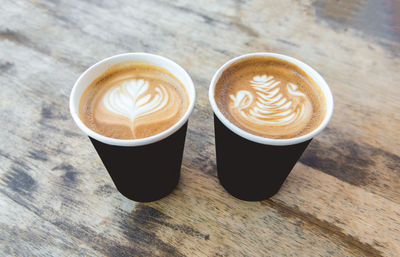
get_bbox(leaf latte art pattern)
[229,74,312,129]
[103,79,168,123]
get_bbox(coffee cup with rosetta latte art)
[70,53,195,202]
[209,53,333,201]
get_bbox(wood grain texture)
[0,0,399,256]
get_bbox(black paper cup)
[70,53,196,202]
[209,53,334,201]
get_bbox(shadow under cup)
[209,53,334,201]
[70,53,196,202]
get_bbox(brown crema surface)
[79,61,189,139]
[214,56,326,139]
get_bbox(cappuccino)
[214,56,325,139]
[79,61,189,139]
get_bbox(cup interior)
[70,53,196,146]
[208,52,334,146]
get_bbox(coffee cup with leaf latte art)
[70,53,195,202]
[214,56,325,139]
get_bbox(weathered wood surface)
[0,0,399,256]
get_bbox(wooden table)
[1,0,399,256]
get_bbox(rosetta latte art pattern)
[229,74,311,127]
[103,79,168,124]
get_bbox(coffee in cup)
[79,61,189,139]
[214,56,325,139]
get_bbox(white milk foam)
[103,79,169,123]
[229,74,312,127]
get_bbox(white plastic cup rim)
[69,53,196,147]
[208,52,334,146]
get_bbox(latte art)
[214,56,325,138]
[229,75,312,128]
[104,79,168,124]
[79,62,189,139]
